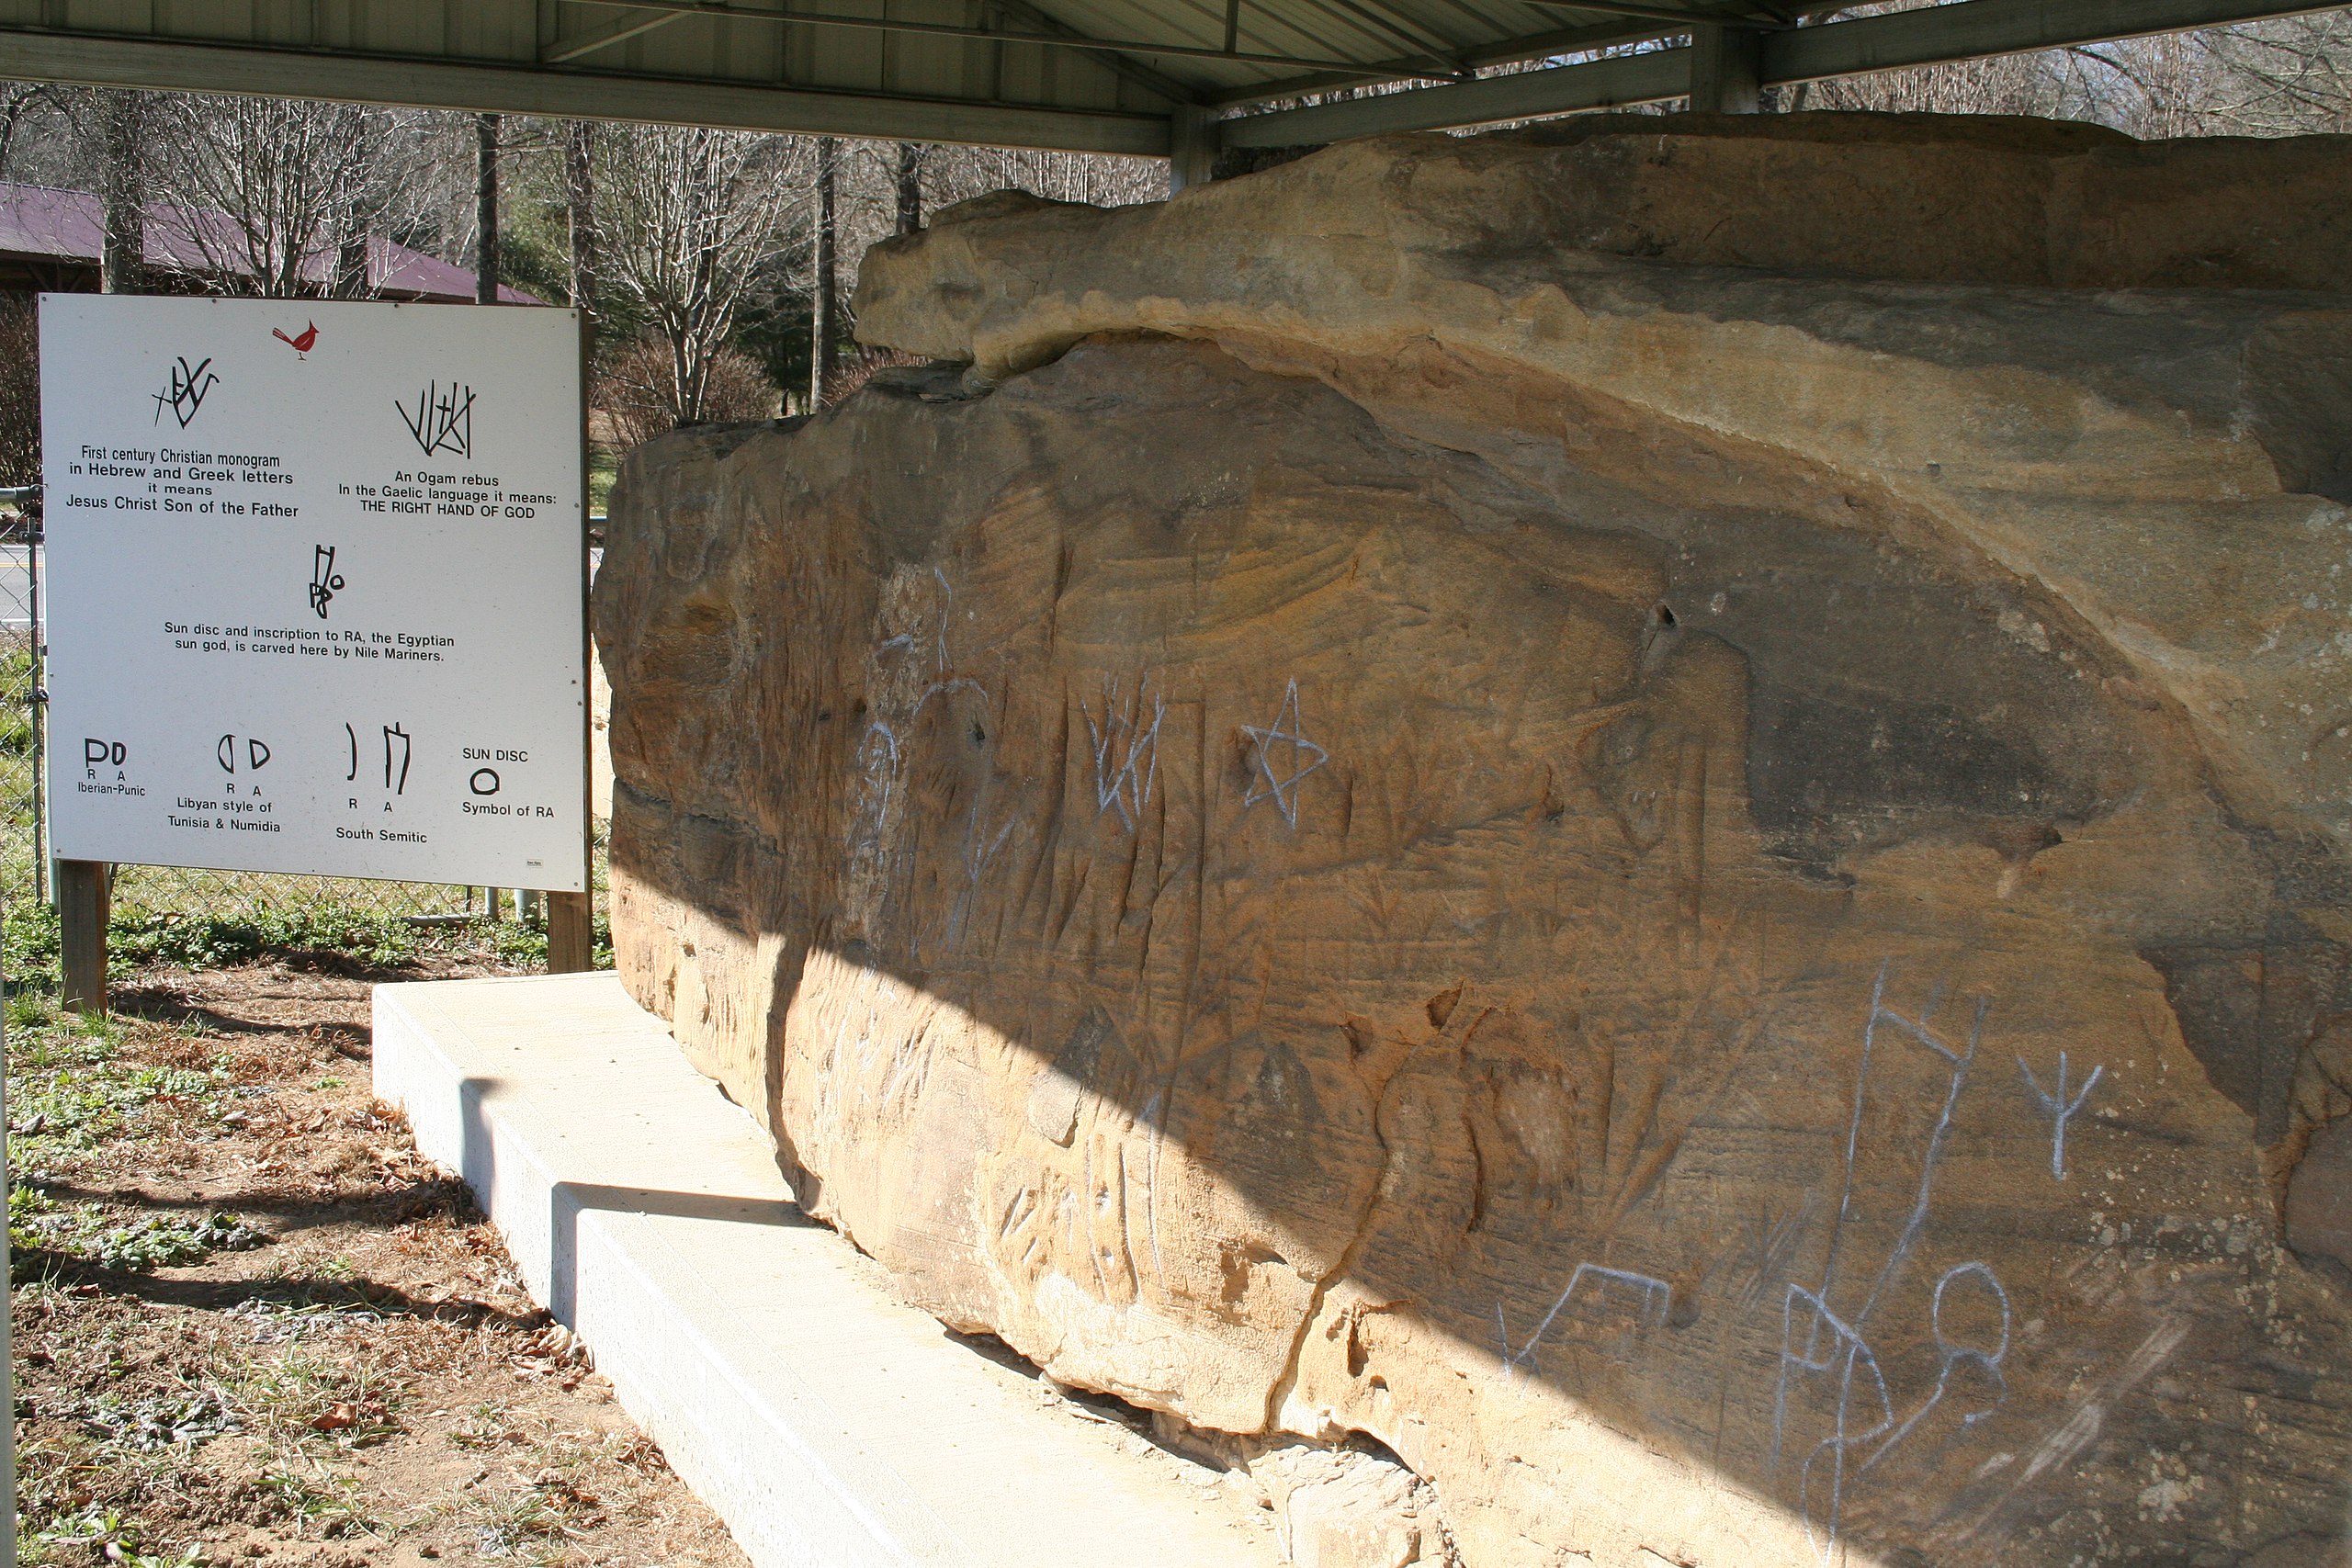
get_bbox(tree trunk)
[811,136,837,410]
[99,91,144,296]
[895,142,924,236]
[475,112,502,307]
[334,213,370,299]
[565,120,600,361]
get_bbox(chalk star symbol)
[1241,678,1327,829]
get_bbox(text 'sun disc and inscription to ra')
[41,296,587,891]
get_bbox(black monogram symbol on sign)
[397,381,474,458]
[344,722,413,794]
[152,355,219,428]
[309,545,345,620]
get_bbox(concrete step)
[374,972,1284,1568]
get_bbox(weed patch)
[12,1190,264,1273]
[21,1506,205,1567]
[5,1001,234,1168]
[82,1386,243,1452]
[6,958,738,1567]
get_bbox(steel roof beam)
[1521,0,1783,28]
[1208,0,1812,106]
[1222,39,1680,141]
[542,0,1363,75]
[545,11,693,62]
[0,28,1171,154]
[982,0,1213,105]
[1223,0,2352,142]
[1766,0,2352,81]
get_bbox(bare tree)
[565,118,601,354]
[96,91,145,293]
[602,337,778,446]
[0,293,38,487]
[1784,8,2352,137]
[140,94,446,298]
[475,112,502,306]
[811,135,837,408]
[594,122,807,427]
[922,144,1166,211]
[893,141,926,235]
[1793,51,2070,118]
[2195,14,2352,133]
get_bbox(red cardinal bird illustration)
[273,321,319,355]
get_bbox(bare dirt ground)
[8,954,752,1568]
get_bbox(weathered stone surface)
[2290,1118,2352,1282]
[1224,111,2352,293]
[600,118,2352,1568]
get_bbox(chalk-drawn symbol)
[2017,1052,2103,1180]
[382,725,412,795]
[855,722,900,835]
[1777,1282,1895,1562]
[272,321,318,355]
[1240,677,1327,829]
[308,545,345,620]
[1498,1262,1673,1379]
[1814,963,1982,1344]
[1774,961,1989,1562]
[151,355,218,429]
[933,565,954,672]
[396,380,474,458]
[1862,1260,2010,1472]
[469,768,501,795]
[215,735,270,774]
[1082,675,1164,832]
[945,771,1017,945]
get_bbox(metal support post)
[1169,106,1217,193]
[1689,24,1764,113]
[3,1000,16,1568]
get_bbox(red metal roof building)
[0,179,537,302]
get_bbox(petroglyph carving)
[1774,1282,1894,1562]
[1082,675,1165,832]
[605,124,2352,1562]
[1241,678,1327,829]
[1864,1261,2011,1470]
[1498,1263,1673,1379]
[852,722,900,844]
[1775,962,1990,1561]
[2017,1053,2104,1180]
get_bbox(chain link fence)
[1,498,585,928]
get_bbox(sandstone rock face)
[599,118,2352,1568]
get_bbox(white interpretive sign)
[40,295,587,891]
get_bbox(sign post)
[39,296,593,988]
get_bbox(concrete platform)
[374,972,1282,1568]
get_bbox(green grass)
[19,1507,206,1567]
[254,1465,376,1539]
[230,1346,402,1450]
[10,1190,264,1273]
[589,446,618,520]
[2,998,234,1161]
[1,898,613,993]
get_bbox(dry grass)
[9,959,750,1567]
